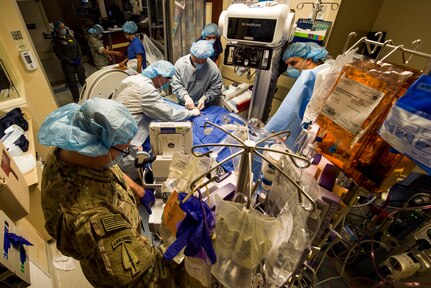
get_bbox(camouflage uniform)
[88,35,110,69]
[42,149,202,288]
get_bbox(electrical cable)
[315,239,389,287]
[351,195,377,208]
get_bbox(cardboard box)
[12,226,30,285]
[0,210,15,274]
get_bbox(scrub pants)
[62,61,86,102]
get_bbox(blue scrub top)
[127,37,147,69]
[197,36,223,63]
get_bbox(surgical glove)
[190,108,201,117]
[140,188,155,214]
[184,95,195,110]
[72,57,81,65]
[197,96,207,110]
[164,192,216,264]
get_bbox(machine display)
[149,121,193,180]
[219,2,293,45]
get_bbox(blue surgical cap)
[88,24,104,36]
[38,98,138,157]
[201,23,219,37]
[190,40,214,59]
[142,60,175,78]
[122,21,138,34]
[282,42,328,63]
[53,21,63,32]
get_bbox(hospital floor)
[52,59,97,107]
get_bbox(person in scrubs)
[171,40,223,110]
[196,23,223,66]
[114,60,200,178]
[119,21,146,73]
[264,42,331,150]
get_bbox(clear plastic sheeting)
[142,34,164,64]
[211,195,281,288]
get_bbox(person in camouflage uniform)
[87,24,123,69]
[52,20,86,103]
[38,98,203,288]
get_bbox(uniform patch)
[111,235,140,276]
[101,214,128,232]
[122,243,140,276]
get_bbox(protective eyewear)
[111,146,130,157]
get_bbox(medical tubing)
[257,146,311,169]
[254,151,315,211]
[188,149,244,191]
[254,151,320,245]
[203,121,246,145]
[350,195,377,208]
[314,239,385,287]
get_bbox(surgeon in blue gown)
[171,40,223,110]
[264,42,331,150]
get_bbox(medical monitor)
[227,18,277,43]
[219,3,294,45]
[149,122,193,156]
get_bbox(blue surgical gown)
[171,54,223,106]
[265,64,331,150]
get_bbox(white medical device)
[219,3,294,45]
[147,121,193,233]
[149,121,193,180]
[79,68,131,103]
[218,1,296,121]
[19,50,37,71]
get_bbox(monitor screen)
[149,122,193,156]
[227,17,276,43]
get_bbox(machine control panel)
[224,43,273,70]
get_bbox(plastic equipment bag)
[211,195,281,288]
[264,156,313,288]
[380,74,431,174]
[142,34,164,64]
[303,49,358,124]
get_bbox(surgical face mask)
[194,62,204,70]
[286,67,301,79]
[59,29,67,36]
[208,39,216,44]
[157,77,170,91]
[162,82,170,90]
[97,34,103,39]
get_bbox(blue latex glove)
[72,57,81,65]
[140,188,155,214]
[164,192,216,264]
[4,231,33,265]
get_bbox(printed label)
[321,76,385,135]
[380,106,431,170]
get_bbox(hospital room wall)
[0,0,58,280]
[327,0,431,71]
[0,0,58,159]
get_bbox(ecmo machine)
[219,2,295,122]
